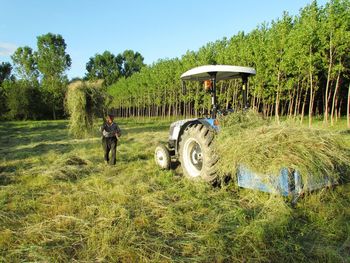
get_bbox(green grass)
[0,118,350,262]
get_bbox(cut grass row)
[0,118,349,262]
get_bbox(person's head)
[204,80,212,92]
[106,114,114,124]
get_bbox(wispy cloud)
[0,42,17,56]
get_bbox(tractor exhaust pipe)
[209,72,217,119]
[242,74,249,110]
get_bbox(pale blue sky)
[0,0,328,79]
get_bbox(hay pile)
[45,154,92,181]
[216,110,350,184]
[66,80,107,138]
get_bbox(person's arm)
[99,123,105,133]
[117,124,122,137]
[115,124,121,137]
[100,123,114,137]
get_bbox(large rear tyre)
[178,124,218,182]
[154,144,171,170]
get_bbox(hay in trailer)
[66,80,108,138]
[216,110,350,185]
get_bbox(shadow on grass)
[0,121,84,163]
[0,119,169,163]
[1,142,74,161]
[0,121,68,151]
[121,153,150,162]
[0,172,16,186]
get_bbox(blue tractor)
[155,65,338,201]
[154,65,256,182]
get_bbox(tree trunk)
[275,71,281,124]
[52,102,56,120]
[270,104,274,119]
[308,47,314,128]
[331,71,341,126]
[252,92,256,111]
[175,101,178,116]
[262,103,267,117]
[309,76,313,128]
[335,97,338,123]
[347,84,350,129]
[324,37,333,124]
[294,81,300,120]
[300,86,308,124]
[287,90,292,119]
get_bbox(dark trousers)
[102,137,117,165]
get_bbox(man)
[100,114,121,165]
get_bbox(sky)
[0,0,328,79]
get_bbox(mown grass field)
[0,118,350,262]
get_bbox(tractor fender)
[172,118,217,154]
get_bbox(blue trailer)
[237,165,336,199]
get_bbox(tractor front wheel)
[178,124,218,182]
[154,144,171,170]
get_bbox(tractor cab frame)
[180,65,256,118]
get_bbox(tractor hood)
[180,65,256,81]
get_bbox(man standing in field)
[100,114,121,165]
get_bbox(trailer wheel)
[178,124,218,182]
[155,144,171,170]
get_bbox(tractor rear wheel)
[178,124,218,182]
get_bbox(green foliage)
[85,50,145,86]
[3,79,43,120]
[107,1,350,122]
[36,33,72,119]
[86,51,122,87]
[120,49,145,78]
[0,62,13,117]
[0,34,72,121]
[66,80,108,138]
[36,33,72,76]
[3,47,43,120]
[11,46,38,80]
[0,86,7,118]
[0,62,12,84]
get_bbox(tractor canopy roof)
[180,65,256,81]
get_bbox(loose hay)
[46,154,92,181]
[65,155,88,166]
[66,80,108,138]
[216,111,350,184]
[1,119,350,262]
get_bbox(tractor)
[154,65,337,200]
[154,65,256,182]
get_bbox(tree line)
[0,34,145,120]
[1,0,349,126]
[0,33,71,120]
[108,0,350,127]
